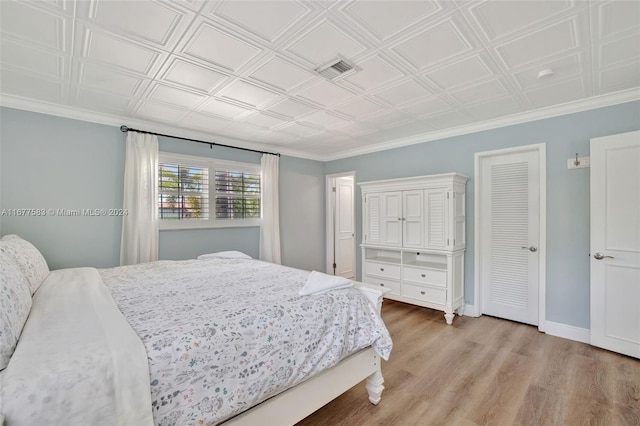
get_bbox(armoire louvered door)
[479,149,541,326]
[364,192,402,247]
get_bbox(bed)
[0,235,392,425]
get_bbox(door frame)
[473,143,547,332]
[325,171,356,275]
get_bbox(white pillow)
[0,252,32,370]
[197,251,252,260]
[0,235,50,294]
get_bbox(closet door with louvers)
[479,148,541,326]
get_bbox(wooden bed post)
[355,283,389,405]
[365,360,384,405]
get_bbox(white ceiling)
[1,0,639,160]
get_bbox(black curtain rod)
[119,125,280,157]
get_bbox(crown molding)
[0,94,325,162]
[321,88,640,161]
[2,89,638,163]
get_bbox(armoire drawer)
[363,276,401,294]
[402,283,446,305]
[403,266,446,287]
[364,261,401,279]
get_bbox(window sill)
[159,219,261,231]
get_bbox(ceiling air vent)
[315,56,359,80]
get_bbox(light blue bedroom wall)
[0,107,326,271]
[325,101,640,329]
[1,108,125,269]
[279,155,325,272]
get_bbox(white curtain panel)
[120,132,159,266]
[260,154,281,264]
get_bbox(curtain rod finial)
[120,125,129,132]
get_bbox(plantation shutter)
[215,170,261,219]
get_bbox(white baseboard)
[459,304,479,317]
[544,321,590,344]
[458,308,590,345]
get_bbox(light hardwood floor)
[297,300,640,426]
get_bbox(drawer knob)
[420,291,426,295]
[421,274,426,278]
[380,268,384,271]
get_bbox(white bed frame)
[225,284,389,425]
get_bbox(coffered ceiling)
[1,1,639,160]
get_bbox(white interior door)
[590,131,640,359]
[477,145,545,326]
[334,177,355,279]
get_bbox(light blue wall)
[279,155,325,271]
[325,100,640,329]
[0,107,326,271]
[1,108,125,269]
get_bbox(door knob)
[593,252,614,260]
[521,246,537,252]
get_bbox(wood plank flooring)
[297,300,640,426]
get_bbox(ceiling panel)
[212,0,311,43]
[373,80,432,106]
[511,54,583,90]
[0,0,638,160]
[136,101,190,123]
[450,79,508,105]
[266,98,318,119]
[248,56,316,92]
[286,20,369,66]
[495,18,583,69]
[342,54,405,91]
[341,0,444,41]
[423,55,495,90]
[179,21,263,72]
[218,80,281,108]
[464,0,574,42]
[599,62,640,93]
[146,83,207,109]
[160,57,229,93]
[79,25,167,75]
[400,97,453,118]
[333,97,385,119]
[1,39,64,79]
[74,87,133,114]
[525,76,586,108]
[180,111,233,132]
[76,0,193,48]
[197,98,253,119]
[296,80,357,107]
[391,18,475,70]
[1,69,65,103]
[600,34,640,67]
[596,0,640,38]
[0,1,68,51]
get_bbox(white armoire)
[359,173,468,324]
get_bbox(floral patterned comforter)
[99,258,392,426]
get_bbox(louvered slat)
[367,195,381,242]
[427,191,444,246]
[489,162,529,309]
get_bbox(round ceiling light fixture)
[537,68,555,79]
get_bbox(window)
[158,152,261,229]
[159,163,209,220]
[215,170,260,219]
